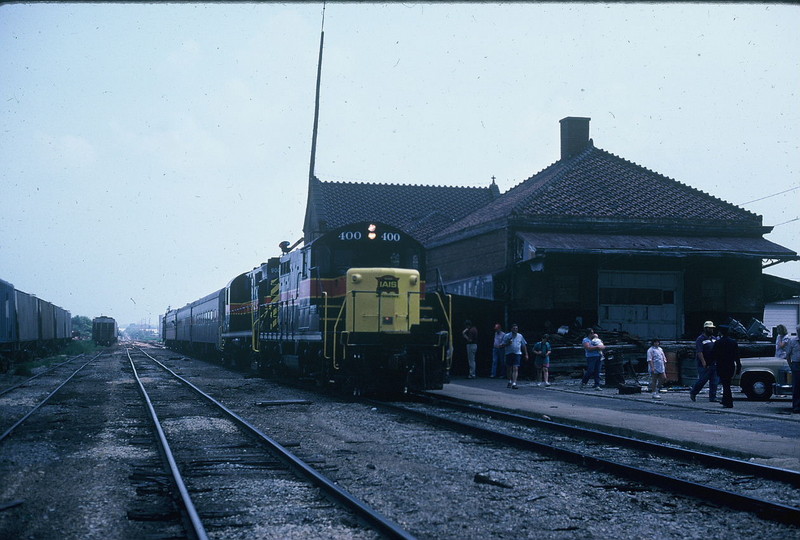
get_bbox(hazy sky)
[1,3,798,327]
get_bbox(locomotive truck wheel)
[741,373,774,401]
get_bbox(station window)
[598,288,676,306]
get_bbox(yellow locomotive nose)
[345,267,421,333]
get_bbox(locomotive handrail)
[351,290,357,332]
[322,291,328,360]
[251,300,258,352]
[289,297,295,339]
[432,291,454,372]
[407,289,412,331]
[330,299,347,369]
[251,308,270,353]
[250,299,298,343]
[291,271,301,339]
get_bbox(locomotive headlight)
[351,273,362,283]
[409,275,418,286]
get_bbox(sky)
[1,2,798,328]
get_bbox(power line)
[740,185,800,205]
[771,217,799,228]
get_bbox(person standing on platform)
[503,323,528,390]
[462,320,478,379]
[580,328,605,390]
[775,324,790,359]
[783,325,800,414]
[646,338,667,399]
[532,334,552,386]
[491,323,505,378]
[690,321,719,402]
[712,325,741,408]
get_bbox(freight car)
[0,278,73,369]
[163,222,452,395]
[92,316,118,346]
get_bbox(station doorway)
[598,270,683,340]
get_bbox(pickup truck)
[733,356,793,401]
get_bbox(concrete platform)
[430,376,800,472]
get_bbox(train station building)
[303,117,798,342]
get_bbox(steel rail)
[413,391,800,487]
[134,347,416,540]
[0,353,100,443]
[0,354,85,398]
[126,349,209,540]
[370,399,800,526]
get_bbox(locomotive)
[162,222,452,394]
[1,278,72,370]
[91,316,118,346]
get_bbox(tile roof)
[430,142,764,242]
[305,176,499,243]
[516,231,795,260]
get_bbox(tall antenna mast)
[308,3,326,181]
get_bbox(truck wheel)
[741,373,774,401]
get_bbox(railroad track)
[365,392,800,525]
[119,348,800,537]
[0,353,85,399]
[128,347,415,539]
[5,347,794,538]
[0,352,102,443]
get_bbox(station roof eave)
[515,231,799,266]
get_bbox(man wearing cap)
[689,321,719,402]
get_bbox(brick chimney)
[560,116,591,160]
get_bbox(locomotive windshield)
[313,223,424,277]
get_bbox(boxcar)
[15,290,39,343]
[38,298,56,341]
[1,279,72,367]
[54,306,71,340]
[0,280,17,347]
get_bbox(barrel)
[603,349,625,387]
[665,352,679,383]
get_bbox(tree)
[71,315,92,338]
